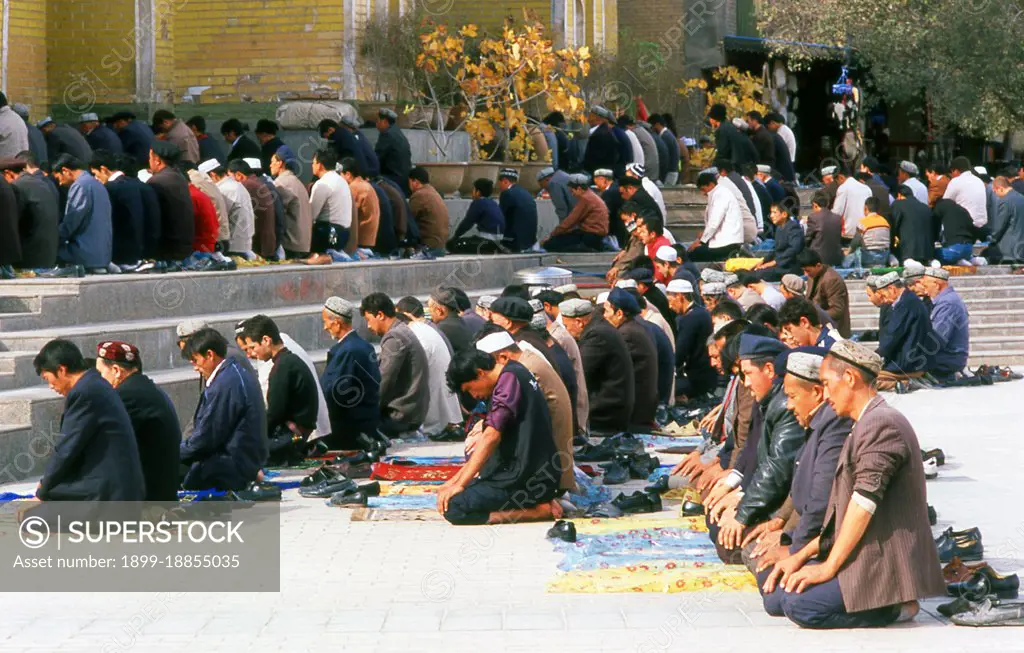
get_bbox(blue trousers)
[776,565,902,629]
[936,242,973,264]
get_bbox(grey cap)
[36,116,54,128]
[787,351,825,383]
[864,275,881,290]
[176,318,209,339]
[925,267,951,280]
[536,166,556,181]
[553,283,577,294]
[430,288,459,310]
[700,268,726,283]
[829,339,883,376]
[874,271,901,289]
[593,168,614,179]
[899,160,919,175]
[589,105,613,120]
[340,114,362,129]
[559,298,594,317]
[781,274,806,295]
[11,103,29,120]
[723,273,741,287]
[379,107,398,120]
[324,296,355,319]
[902,264,926,280]
[568,173,590,187]
[702,282,726,296]
[477,295,497,310]
[530,312,548,330]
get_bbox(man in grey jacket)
[990,176,1024,262]
[537,166,576,222]
[0,94,30,159]
[360,292,430,439]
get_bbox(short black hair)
[240,314,282,345]
[450,287,471,312]
[185,115,207,133]
[896,184,913,199]
[925,161,947,175]
[340,156,364,178]
[183,328,228,361]
[501,284,531,301]
[395,295,424,318]
[446,350,496,394]
[714,319,749,343]
[542,111,565,126]
[811,190,830,208]
[314,148,339,171]
[53,154,84,171]
[778,297,821,328]
[950,156,971,173]
[736,270,760,287]
[535,289,563,306]
[100,353,142,373]
[797,249,823,267]
[643,214,664,236]
[227,159,253,176]
[113,153,137,176]
[473,178,494,197]
[379,111,396,126]
[220,118,249,135]
[864,196,880,213]
[34,339,87,376]
[317,119,339,137]
[745,110,763,123]
[255,119,278,135]
[89,150,118,173]
[360,292,396,318]
[409,167,429,184]
[697,171,718,187]
[714,158,733,174]
[649,114,665,126]
[741,162,758,178]
[745,303,779,331]
[771,200,793,217]
[619,200,641,216]
[15,150,39,167]
[710,299,744,322]
[152,109,176,123]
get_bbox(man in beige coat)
[762,339,944,628]
[187,165,229,246]
[270,153,311,256]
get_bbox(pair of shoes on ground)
[936,526,984,563]
[599,453,660,485]
[939,597,1024,625]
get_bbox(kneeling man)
[439,348,563,525]
[180,328,268,490]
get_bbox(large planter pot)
[458,161,502,197]
[398,106,450,130]
[357,101,393,124]
[416,162,467,198]
[518,162,549,195]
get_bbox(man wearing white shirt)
[688,170,745,261]
[715,165,758,243]
[831,166,873,240]
[896,161,929,205]
[618,117,645,168]
[308,148,353,252]
[943,156,988,235]
[202,159,255,257]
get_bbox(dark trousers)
[444,478,557,525]
[446,236,505,255]
[779,566,901,629]
[688,243,741,262]
[544,231,604,252]
[378,417,419,439]
[756,568,786,616]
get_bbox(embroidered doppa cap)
[324,296,355,319]
[828,339,883,376]
[559,298,593,317]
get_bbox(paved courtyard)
[1,379,1023,652]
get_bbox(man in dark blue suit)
[109,112,154,167]
[608,113,633,178]
[872,272,936,390]
[756,202,805,281]
[32,339,145,502]
[89,150,145,267]
[497,168,538,252]
[78,113,123,154]
[342,115,380,178]
[319,117,375,179]
[320,297,384,451]
[180,328,267,491]
[582,106,620,175]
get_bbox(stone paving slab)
[1,381,1023,651]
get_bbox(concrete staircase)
[660,186,817,243]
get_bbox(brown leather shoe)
[943,556,990,583]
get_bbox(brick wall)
[3,0,49,114]
[172,0,345,103]
[47,0,137,112]
[445,0,552,36]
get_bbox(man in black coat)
[89,150,145,266]
[497,169,539,252]
[0,170,21,276]
[560,298,635,435]
[582,106,620,175]
[38,117,93,163]
[185,115,226,166]
[604,288,658,429]
[756,202,805,280]
[665,279,716,400]
[429,288,473,355]
[649,115,673,184]
[319,117,374,179]
[95,340,181,501]
[4,155,58,269]
[609,116,634,178]
[109,111,154,168]
[765,113,797,183]
[220,118,262,163]
[255,119,291,173]
[32,339,145,502]
[374,109,412,195]
[146,141,195,261]
[707,104,756,171]
[78,113,123,154]
[745,111,776,168]
[891,185,935,264]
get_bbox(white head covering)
[476,331,516,353]
[137,170,152,183]
[666,279,694,294]
[655,245,678,263]
[243,157,262,170]
[198,159,221,174]
[614,279,638,289]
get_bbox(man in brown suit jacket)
[805,191,844,267]
[799,250,850,338]
[762,340,944,629]
[407,167,449,251]
[229,159,276,258]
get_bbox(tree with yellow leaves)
[416,11,591,163]
[680,67,769,169]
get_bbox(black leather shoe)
[928,505,937,526]
[575,442,617,462]
[947,570,1020,601]
[937,597,978,618]
[39,264,85,278]
[232,481,282,502]
[644,475,670,494]
[329,488,368,506]
[299,477,356,498]
[600,460,629,485]
[681,500,705,517]
[340,451,374,466]
[307,440,330,457]
[936,528,984,563]
[605,433,644,455]
[923,448,945,466]
[936,526,983,544]
[300,465,341,487]
[628,453,660,479]
[429,424,466,442]
[358,481,381,497]
[611,491,662,515]
[573,432,590,447]
[547,519,577,543]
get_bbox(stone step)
[661,185,816,206]
[851,297,1024,312]
[850,309,1024,328]
[845,275,1023,289]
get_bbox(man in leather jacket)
[707,334,807,551]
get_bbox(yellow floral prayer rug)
[378,482,441,496]
[547,561,757,593]
[662,486,703,502]
[571,515,708,535]
[350,507,444,522]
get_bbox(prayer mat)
[636,434,703,450]
[0,492,33,503]
[663,486,702,502]
[367,495,437,510]
[178,489,229,502]
[379,481,443,496]
[723,258,764,272]
[571,515,708,535]
[350,507,444,522]
[546,562,757,593]
[370,462,462,481]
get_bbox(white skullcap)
[615,279,638,289]
[593,168,614,179]
[528,299,544,313]
[683,137,697,147]
[530,312,547,330]
[79,112,99,122]
[702,282,726,296]
[666,279,694,294]
[243,157,262,170]
[324,296,355,319]
[723,273,741,287]
[973,166,988,176]
[595,292,609,304]
[820,166,837,176]
[925,267,950,280]
[137,170,152,183]
[655,245,678,263]
[553,284,577,294]
[176,318,209,339]
[476,331,516,354]
[477,295,497,309]
[536,166,556,181]
[559,298,593,317]
[198,159,220,174]
[756,164,771,174]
